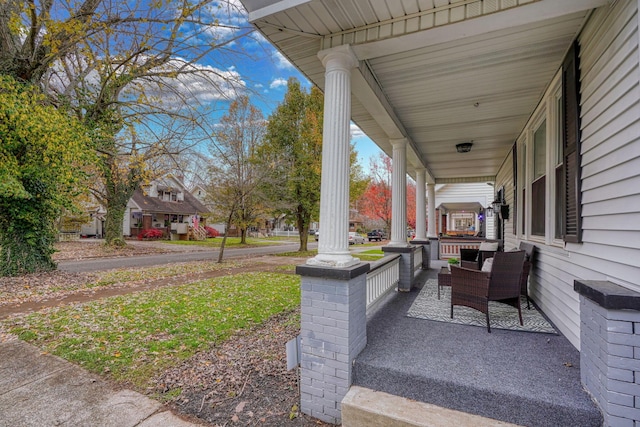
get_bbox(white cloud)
[269,78,288,89]
[350,123,366,139]
[137,59,247,108]
[273,51,294,70]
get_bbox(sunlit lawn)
[275,248,385,262]
[163,237,278,247]
[360,249,384,255]
[4,272,300,388]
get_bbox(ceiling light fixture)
[456,142,473,153]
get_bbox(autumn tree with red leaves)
[358,153,392,233]
[357,152,418,235]
[407,180,417,230]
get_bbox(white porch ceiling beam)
[349,0,609,60]
[246,0,313,21]
[436,176,497,185]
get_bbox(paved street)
[57,240,317,272]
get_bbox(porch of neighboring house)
[347,258,601,427]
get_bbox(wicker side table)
[438,266,451,299]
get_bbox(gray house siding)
[495,0,640,350]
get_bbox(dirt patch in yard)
[156,310,332,427]
[52,240,171,261]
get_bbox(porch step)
[342,386,521,427]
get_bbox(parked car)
[367,229,386,242]
[348,232,365,245]
[315,230,320,241]
[308,228,317,235]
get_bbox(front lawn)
[3,272,300,388]
[163,237,278,248]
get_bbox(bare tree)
[0,0,255,246]
[205,95,269,261]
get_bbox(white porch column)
[414,168,427,240]
[389,138,408,246]
[308,45,359,268]
[427,183,437,238]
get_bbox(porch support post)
[427,183,439,260]
[389,138,408,247]
[296,263,370,425]
[427,183,437,238]
[414,168,427,241]
[383,138,413,290]
[307,45,359,268]
[575,280,640,426]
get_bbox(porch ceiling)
[438,202,483,213]
[243,0,607,183]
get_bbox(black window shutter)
[562,40,582,243]
[512,143,517,235]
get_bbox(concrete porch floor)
[352,261,602,427]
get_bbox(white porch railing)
[365,255,400,312]
[413,246,423,275]
[57,231,80,241]
[439,239,482,260]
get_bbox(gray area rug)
[407,279,557,334]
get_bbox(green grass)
[5,272,300,388]
[163,237,277,248]
[274,249,384,262]
[91,260,247,288]
[276,250,317,257]
[357,255,387,261]
[360,249,384,255]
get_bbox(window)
[554,94,564,239]
[519,40,581,244]
[531,120,546,236]
[519,137,526,236]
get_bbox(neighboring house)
[432,183,496,239]
[125,176,210,238]
[190,184,226,235]
[79,205,105,238]
[348,209,365,232]
[241,0,640,425]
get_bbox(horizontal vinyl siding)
[577,0,640,294]
[493,1,640,350]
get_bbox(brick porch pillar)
[296,263,369,425]
[575,280,640,426]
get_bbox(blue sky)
[194,1,383,171]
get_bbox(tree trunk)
[104,202,127,247]
[218,208,235,263]
[240,227,247,244]
[296,208,309,252]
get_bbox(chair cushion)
[479,241,499,251]
[481,257,494,272]
[510,247,530,261]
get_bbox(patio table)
[438,266,451,299]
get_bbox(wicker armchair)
[450,250,526,332]
[459,240,503,270]
[519,242,536,309]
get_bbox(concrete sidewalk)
[0,340,203,427]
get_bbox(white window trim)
[517,135,527,238]
[521,70,562,244]
[550,85,564,247]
